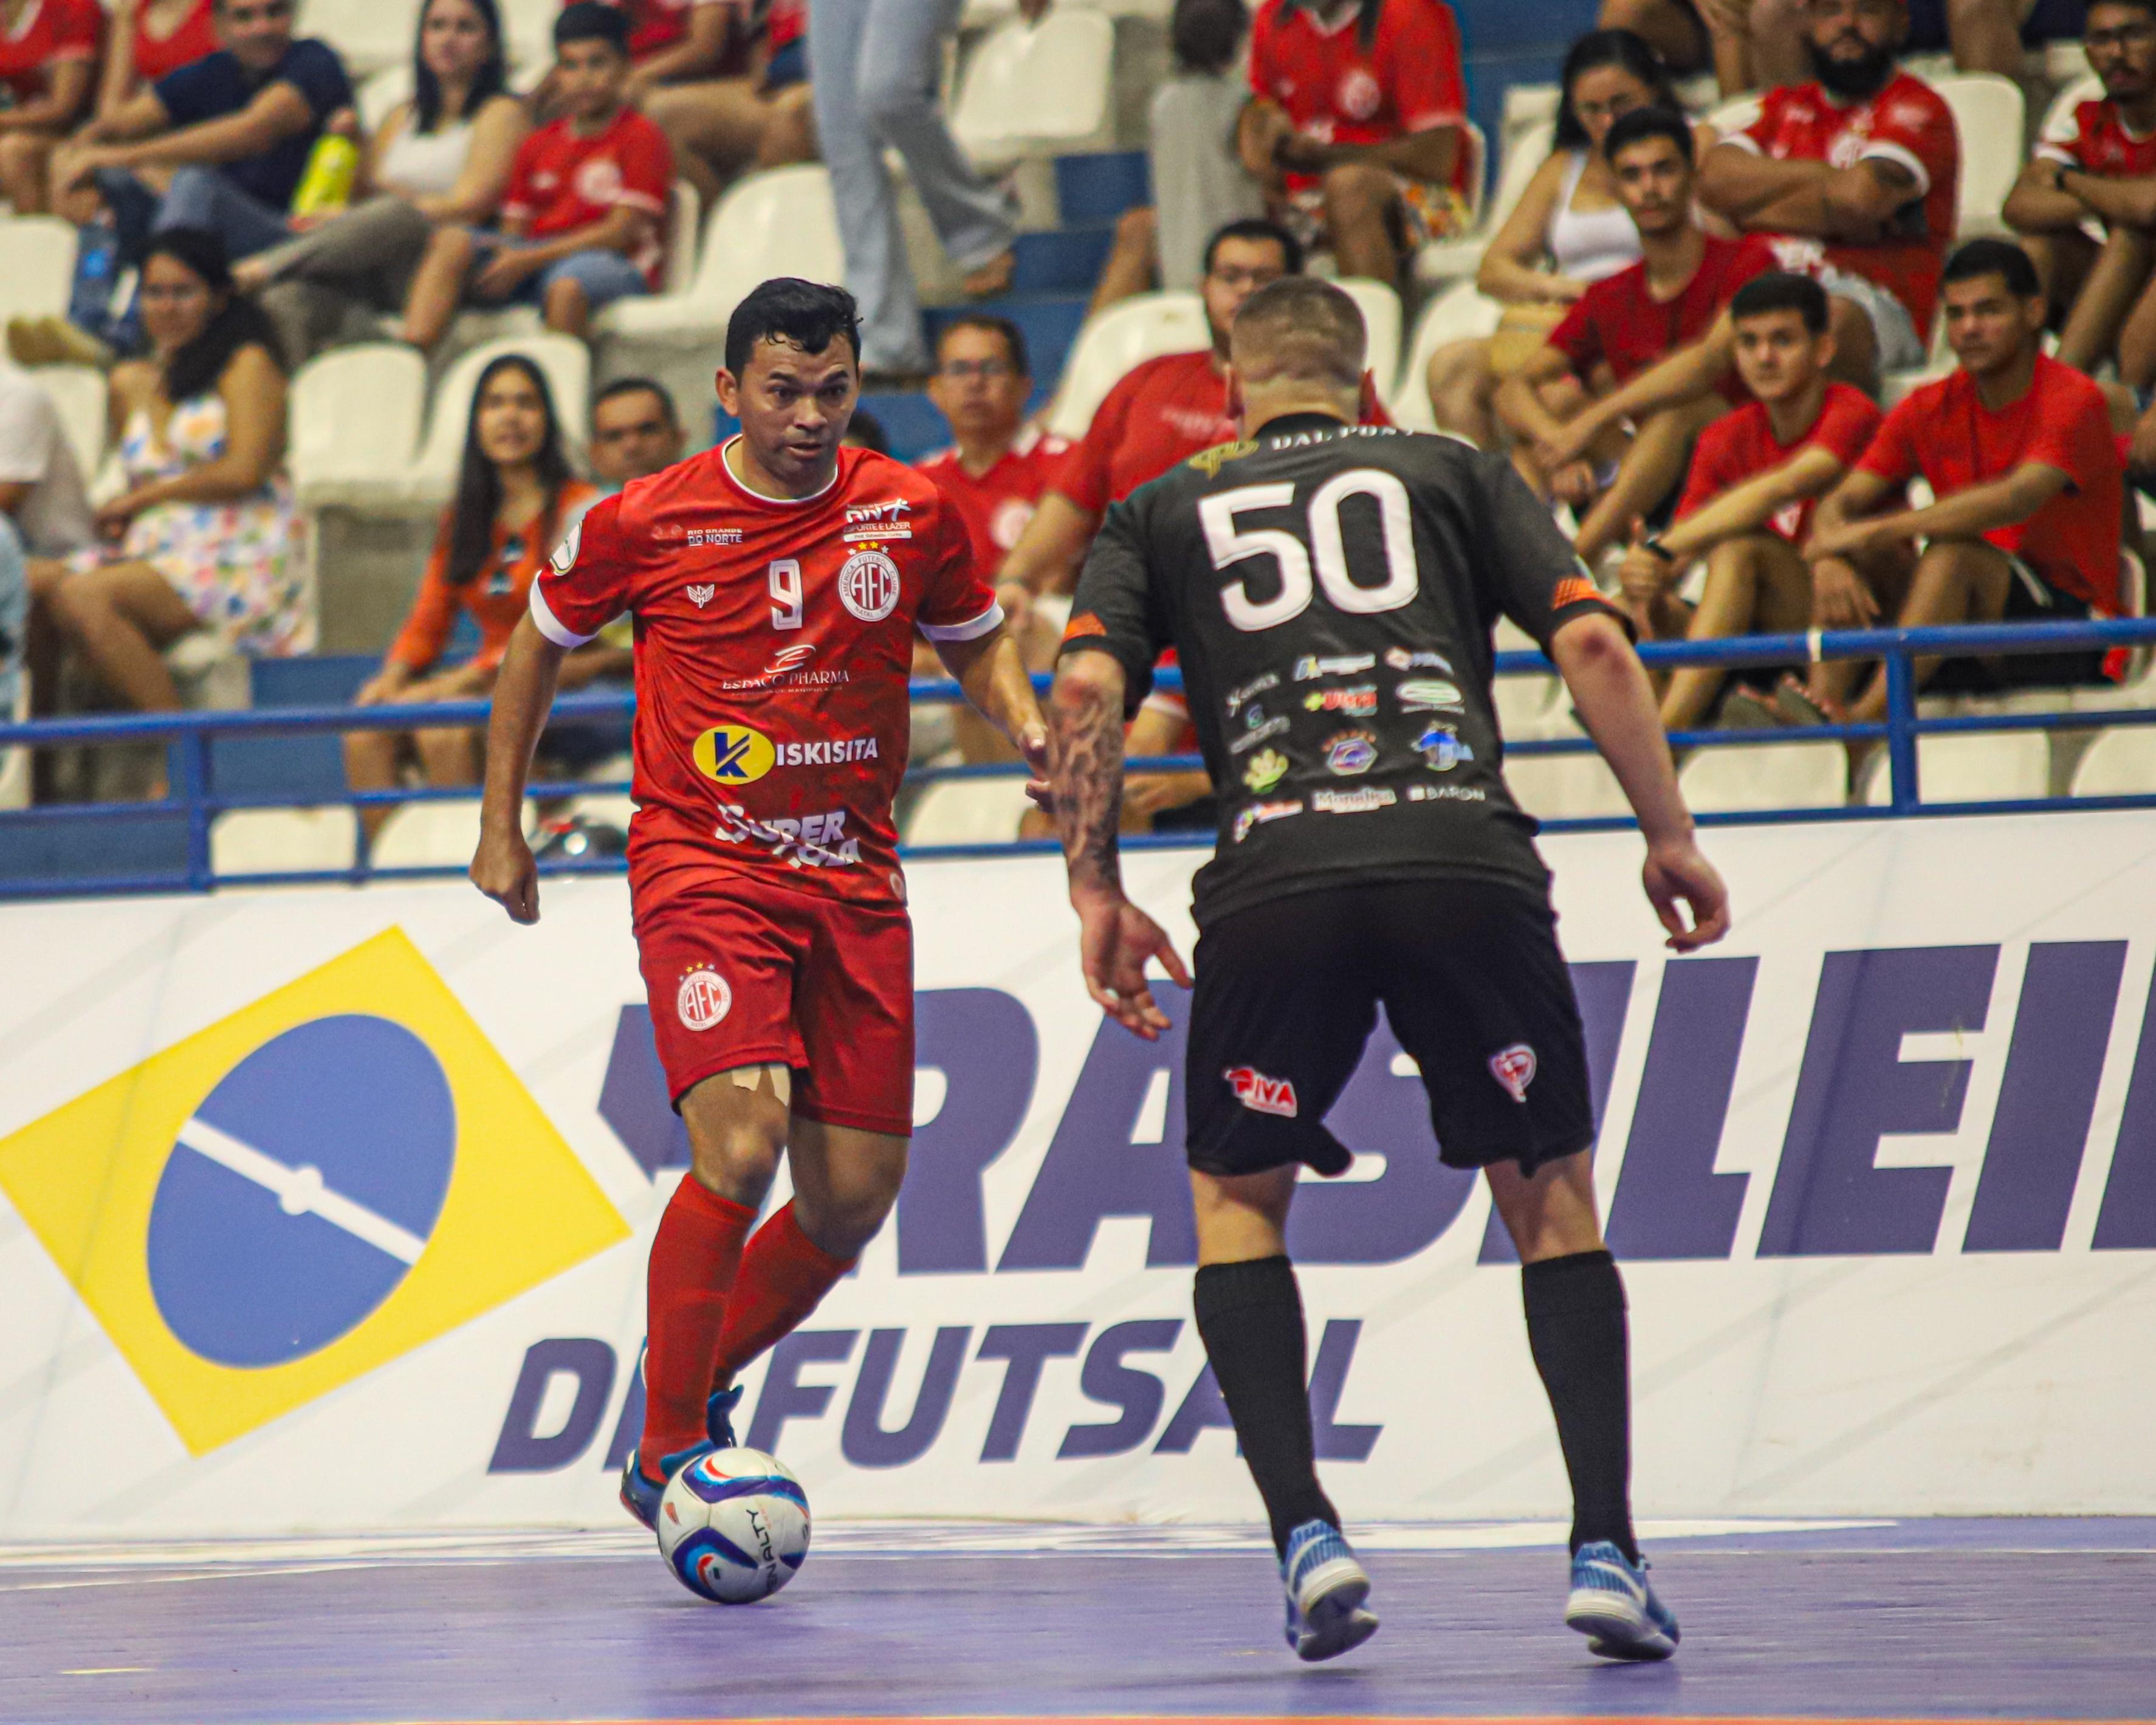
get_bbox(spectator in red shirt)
[344,353,605,839]
[400,2,671,349]
[1499,108,1775,567]
[1803,239,2129,727]
[1615,271,1896,731]
[2005,0,2156,381]
[1697,0,1960,382]
[0,0,100,213]
[1238,0,1471,288]
[639,0,817,201]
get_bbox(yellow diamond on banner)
[0,927,630,1455]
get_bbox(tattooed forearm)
[1048,655,1128,900]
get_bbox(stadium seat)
[287,342,428,508]
[0,678,27,811]
[1045,291,1208,439]
[209,807,359,876]
[2070,725,2156,796]
[600,165,842,344]
[28,365,106,480]
[355,64,414,136]
[368,797,534,868]
[1503,744,1632,819]
[1935,74,2026,239]
[1415,119,1553,287]
[1491,615,1564,735]
[950,10,1117,165]
[1860,729,2051,804]
[1705,94,1763,137]
[1333,278,1403,402]
[1388,279,1503,430]
[1679,739,1849,811]
[0,216,77,324]
[498,0,556,73]
[902,778,1034,845]
[411,334,590,501]
[298,0,419,75]
[662,181,701,296]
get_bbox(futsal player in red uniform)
[470,278,1048,1521]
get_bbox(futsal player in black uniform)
[1045,278,1731,1664]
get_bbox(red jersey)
[1677,381,1880,546]
[766,0,803,52]
[530,441,1000,906]
[1052,349,1393,515]
[1247,0,1469,196]
[1856,354,2124,608]
[501,106,673,287]
[0,0,100,105]
[575,0,699,60]
[1549,233,1777,388]
[391,482,600,673]
[915,426,1072,585]
[2036,96,2156,178]
[132,0,218,82]
[1733,72,1960,340]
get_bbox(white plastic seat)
[356,63,415,136]
[1494,674,1564,737]
[1415,119,1553,288]
[1331,277,1403,403]
[210,807,359,876]
[368,797,534,868]
[1679,739,1849,811]
[411,334,589,503]
[287,342,428,507]
[600,165,842,344]
[1861,729,2051,804]
[0,677,28,811]
[1935,74,2026,239]
[1388,278,1504,430]
[1504,747,1632,820]
[902,778,1034,845]
[662,180,701,296]
[950,11,1116,165]
[1045,291,1209,439]
[2070,726,2156,796]
[0,216,78,323]
[27,365,106,480]
[1705,94,1763,137]
[296,0,418,74]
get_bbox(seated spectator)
[1696,0,1960,388]
[1497,108,1776,568]
[1746,0,2061,89]
[1802,239,2127,729]
[53,0,355,267]
[1427,30,1712,448]
[1595,0,1754,94]
[0,361,95,566]
[591,374,687,490]
[25,230,306,747]
[233,0,529,368]
[0,0,100,214]
[2006,0,2156,380]
[640,0,818,202]
[344,354,602,839]
[399,4,671,350]
[1237,0,1472,289]
[1615,272,1893,731]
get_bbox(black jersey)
[1062,412,1626,927]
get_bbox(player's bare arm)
[1547,315,1737,469]
[933,621,1051,787]
[469,611,567,924]
[1547,612,1731,952]
[1048,649,1190,1040]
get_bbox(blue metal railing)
[4,616,2156,899]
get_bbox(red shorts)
[632,864,915,1137]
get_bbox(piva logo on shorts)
[1225,1066,1298,1117]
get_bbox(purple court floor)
[3,1518,2152,1725]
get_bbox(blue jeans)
[475,238,650,312]
[809,0,1015,371]
[0,514,25,726]
[98,164,293,265]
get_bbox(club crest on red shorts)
[1490,1043,1537,1103]
[677,965,732,1031]
[1224,1066,1298,1117]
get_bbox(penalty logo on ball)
[657,1448,812,1603]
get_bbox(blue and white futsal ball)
[656,1448,811,1603]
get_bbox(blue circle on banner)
[146,1015,457,1367]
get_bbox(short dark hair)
[1943,236,2042,301]
[936,313,1029,377]
[555,0,629,54]
[1230,277,1366,393]
[593,375,678,424]
[1604,105,1694,165]
[1170,0,1246,74]
[843,409,888,455]
[1730,270,1831,332]
[724,277,862,377]
[2090,0,2156,21]
[1203,217,1303,280]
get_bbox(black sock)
[1522,1248,1637,1563]
[1193,1256,1338,1556]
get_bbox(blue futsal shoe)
[1280,1519,1379,1662]
[1565,1540,1680,1661]
[618,1385,746,1532]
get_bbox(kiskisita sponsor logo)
[775,737,879,766]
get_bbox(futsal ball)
[656,1447,811,1603]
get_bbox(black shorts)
[1933,554,2112,692]
[1184,876,1596,1182]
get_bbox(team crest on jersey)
[692,724,777,785]
[1225,1066,1298,1118]
[837,549,901,622]
[1187,440,1257,477]
[1338,67,1382,121]
[1490,1044,1537,1103]
[678,966,733,1031]
[686,584,716,608]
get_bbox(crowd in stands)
[4,0,2154,844]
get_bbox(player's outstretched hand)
[1074,891,1192,1041]
[1019,721,1053,811]
[471,826,541,924]
[1643,837,1731,953]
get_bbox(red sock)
[712,1200,854,1383]
[638,1176,757,1472]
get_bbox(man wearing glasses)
[53,0,354,264]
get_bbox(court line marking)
[176,1116,425,1264]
